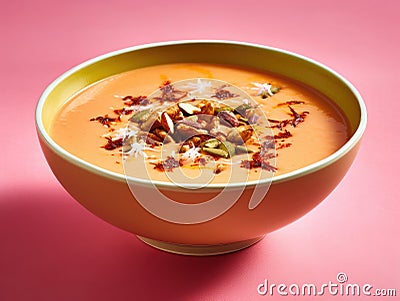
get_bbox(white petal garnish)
[251,82,273,97]
[181,146,201,163]
[183,79,213,95]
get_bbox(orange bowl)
[35,41,367,255]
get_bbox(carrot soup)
[50,63,350,185]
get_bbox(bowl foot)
[136,235,265,256]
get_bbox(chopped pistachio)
[235,145,254,154]
[219,141,236,158]
[270,85,281,94]
[202,147,229,158]
[235,104,252,116]
[215,106,234,113]
[130,109,152,123]
[203,138,221,148]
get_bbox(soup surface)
[51,63,350,185]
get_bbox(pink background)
[1,0,399,300]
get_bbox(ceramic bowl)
[35,41,367,255]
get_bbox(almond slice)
[161,112,175,134]
[219,110,240,127]
[178,102,201,115]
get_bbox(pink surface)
[1,0,399,300]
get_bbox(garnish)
[90,115,121,127]
[274,129,292,139]
[212,85,239,100]
[102,137,124,150]
[251,82,280,98]
[276,100,305,107]
[267,105,309,130]
[183,79,213,94]
[289,106,309,127]
[154,81,188,102]
[276,142,292,149]
[126,97,274,173]
[122,95,149,106]
[113,107,134,116]
[91,80,313,176]
[123,139,156,158]
[153,156,181,172]
[241,151,277,172]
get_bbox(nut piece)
[130,109,152,123]
[219,141,236,158]
[137,131,162,146]
[122,136,135,152]
[234,104,252,116]
[219,110,240,127]
[246,109,259,124]
[227,125,253,144]
[161,112,175,134]
[215,106,234,113]
[188,136,202,147]
[179,144,191,153]
[203,147,229,158]
[154,128,174,143]
[199,100,215,115]
[140,113,161,131]
[165,105,182,120]
[177,119,205,129]
[235,145,254,154]
[175,123,208,140]
[214,164,225,174]
[178,102,201,115]
[203,138,220,149]
[205,116,220,131]
[270,85,281,94]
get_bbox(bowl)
[35,41,367,255]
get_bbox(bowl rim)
[35,39,367,190]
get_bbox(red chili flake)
[240,160,252,169]
[267,119,281,123]
[240,151,277,172]
[154,156,182,172]
[289,106,309,127]
[276,142,292,150]
[153,162,165,172]
[113,107,134,116]
[268,118,292,130]
[276,100,305,107]
[102,137,124,150]
[90,115,121,127]
[274,129,292,139]
[198,157,207,166]
[261,139,275,150]
[160,80,171,87]
[122,95,149,106]
[268,106,309,129]
[163,156,181,170]
[260,161,277,172]
[212,85,239,100]
[154,81,187,102]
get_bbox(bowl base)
[136,235,265,256]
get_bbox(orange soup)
[50,63,350,185]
